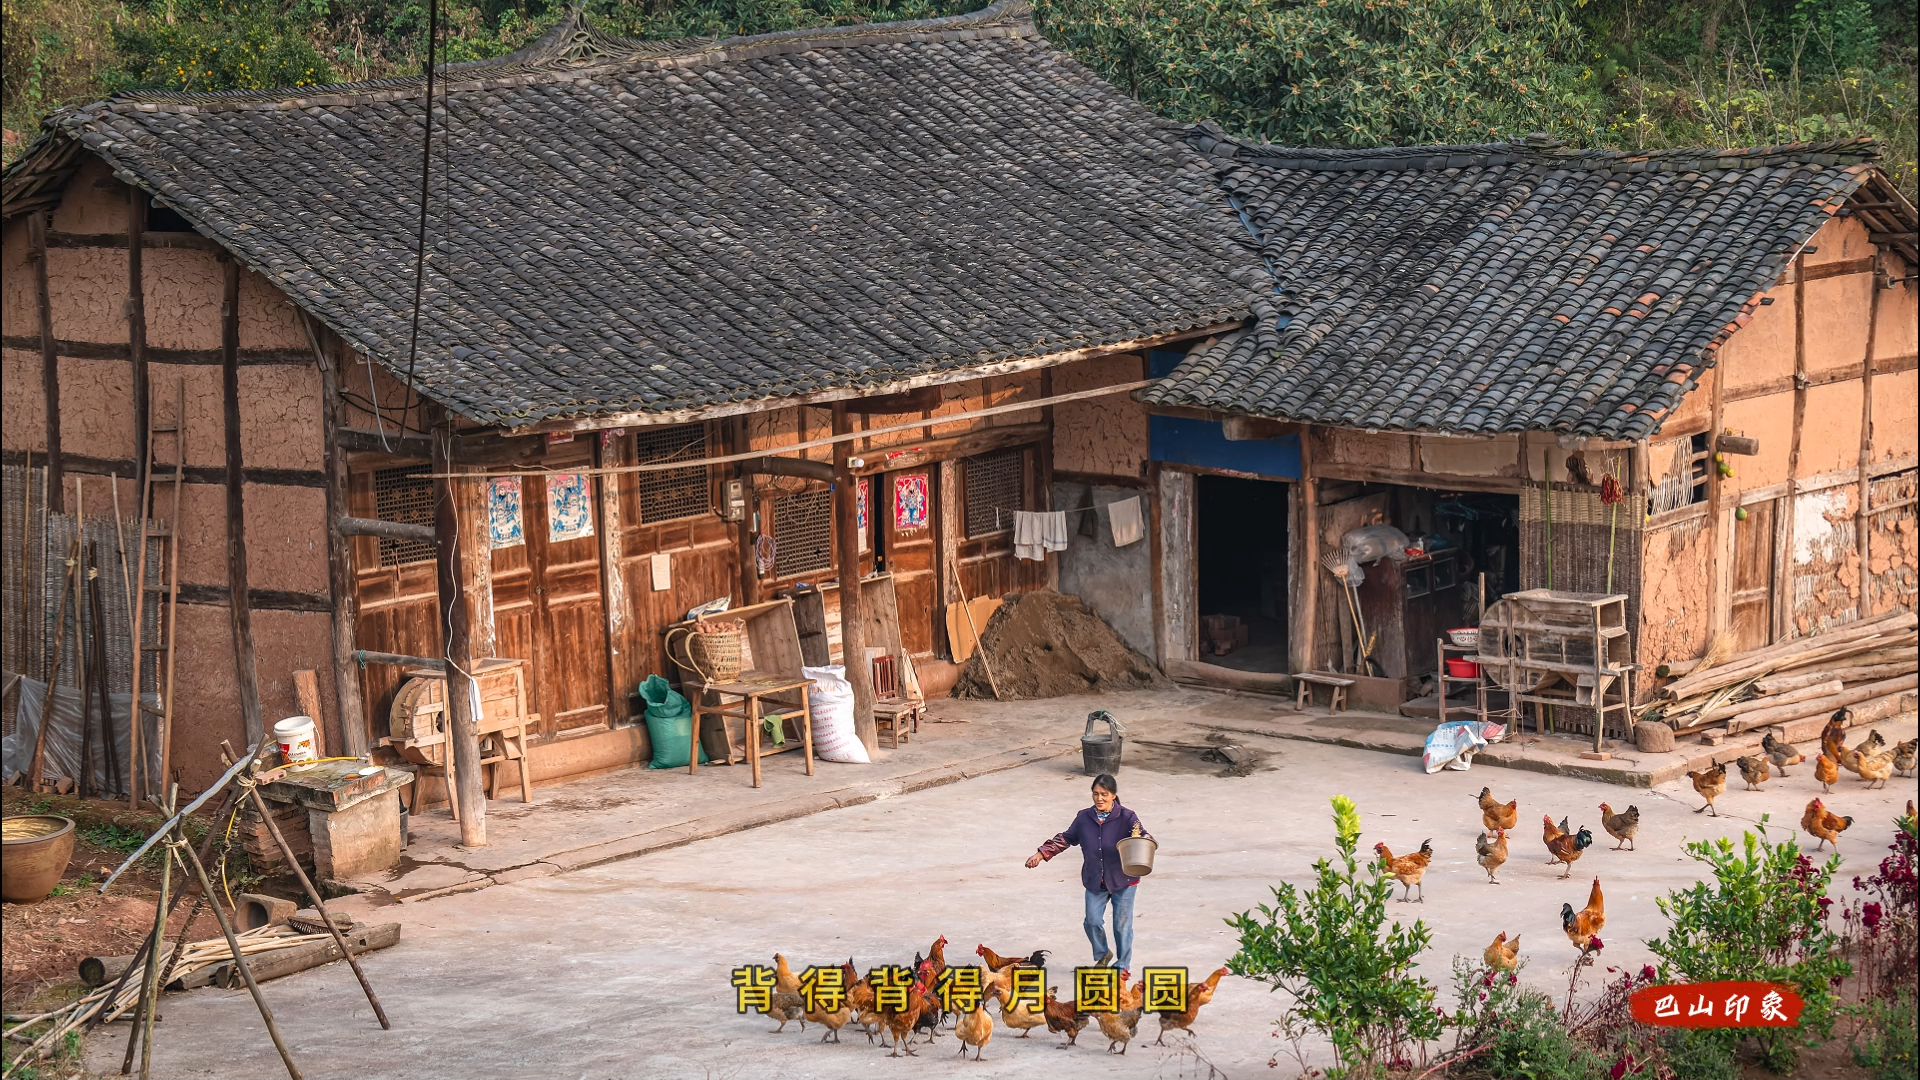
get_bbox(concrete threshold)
[351,739,1077,903]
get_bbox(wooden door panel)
[522,472,610,737]
[1730,498,1775,654]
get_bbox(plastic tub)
[1445,657,1481,679]
[275,716,317,764]
[1117,836,1157,878]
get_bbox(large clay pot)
[3,815,76,903]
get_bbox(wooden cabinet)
[1355,550,1460,681]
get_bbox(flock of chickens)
[758,940,1230,1059]
[1682,710,1916,850]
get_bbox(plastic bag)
[1336,524,1412,586]
[805,665,870,764]
[639,674,706,769]
[1423,720,1491,774]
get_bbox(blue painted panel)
[1149,415,1300,479]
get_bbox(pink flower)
[1863,902,1883,931]
[1588,936,1605,952]
[1611,1052,1638,1079]
[1640,965,1657,982]
[1508,973,1518,985]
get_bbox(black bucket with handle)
[1081,711,1124,776]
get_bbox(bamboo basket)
[667,624,744,683]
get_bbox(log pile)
[1647,611,1918,739]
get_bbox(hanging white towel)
[1013,510,1071,561]
[1107,496,1144,547]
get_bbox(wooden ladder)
[129,380,187,807]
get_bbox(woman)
[1025,773,1152,980]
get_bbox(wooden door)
[881,468,938,657]
[1729,498,1775,654]
[495,468,610,737]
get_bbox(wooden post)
[307,323,369,756]
[128,188,150,496]
[1291,427,1320,674]
[1856,254,1880,618]
[221,257,263,746]
[1778,252,1808,641]
[596,432,635,722]
[832,403,877,754]
[433,420,487,847]
[29,211,64,512]
[936,458,962,656]
[1038,368,1059,591]
[1706,340,1730,638]
[732,415,759,608]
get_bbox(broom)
[1320,552,1385,677]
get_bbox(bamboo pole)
[1695,680,1842,725]
[1661,612,1917,699]
[175,834,302,1080]
[111,473,141,808]
[1754,659,1917,693]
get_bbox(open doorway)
[1196,474,1291,672]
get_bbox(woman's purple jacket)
[1037,803,1152,894]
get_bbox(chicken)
[1561,877,1606,953]
[1762,733,1805,776]
[805,961,858,1043]
[1895,739,1918,778]
[1373,839,1434,902]
[1542,814,1566,864]
[880,967,937,1057]
[1475,828,1509,884]
[1154,967,1228,1045]
[1041,986,1089,1045]
[1737,755,1771,791]
[1484,931,1520,972]
[847,965,883,1044]
[768,954,805,1033]
[1842,730,1887,775]
[1476,786,1519,833]
[1544,817,1594,878]
[925,935,950,985]
[1120,977,1143,1012]
[910,957,944,1041]
[1821,709,1850,763]
[1688,762,1727,816]
[974,945,1049,973]
[1815,753,1840,793]
[1902,800,1918,832]
[1598,803,1639,851]
[954,985,1001,1060]
[1802,797,1853,851]
[1097,1007,1142,1054]
[998,988,1047,1038]
[1856,747,1895,790]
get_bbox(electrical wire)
[400,0,442,437]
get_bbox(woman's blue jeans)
[1083,885,1136,974]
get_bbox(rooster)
[1475,828,1509,884]
[1762,733,1805,776]
[1688,762,1727,816]
[910,956,944,1041]
[1484,931,1520,972]
[1815,752,1840,793]
[1542,814,1566,864]
[1155,967,1228,1044]
[1842,730,1887,775]
[1736,755,1771,791]
[1599,803,1639,851]
[1560,877,1606,954]
[1041,986,1089,1046]
[1096,1006,1142,1054]
[1476,786,1519,833]
[1821,708,1851,758]
[975,944,1048,973]
[1544,816,1593,878]
[1374,839,1434,902]
[954,984,1001,1060]
[880,964,937,1057]
[1802,797,1853,851]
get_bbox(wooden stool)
[875,699,923,749]
[1296,673,1353,714]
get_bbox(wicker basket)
[668,625,744,683]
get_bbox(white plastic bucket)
[274,716,317,764]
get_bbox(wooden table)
[688,675,815,789]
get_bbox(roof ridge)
[1187,123,1881,173]
[97,0,1035,109]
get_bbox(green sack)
[639,674,706,769]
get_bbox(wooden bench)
[1296,672,1354,714]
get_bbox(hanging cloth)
[1107,496,1144,548]
[1013,510,1070,561]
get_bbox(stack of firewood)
[1647,610,1917,738]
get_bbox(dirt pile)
[952,590,1170,700]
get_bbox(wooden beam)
[596,432,638,724]
[128,189,149,496]
[1858,255,1880,618]
[30,212,64,512]
[1291,430,1320,674]
[848,422,1052,477]
[832,403,877,754]
[737,456,835,482]
[306,320,369,756]
[1715,434,1760,456]
[221,257,263,745]
[335,516,436,544]
[1309,461,1522,494]
[336,428,433,458]
[1777,254,1808,642]
[731,416,759,609]
[839,386,944,414]
[431,420,487,846]
[1706,321,1731,639]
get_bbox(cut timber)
[1696,680,1843,724]
[1755,659,1916,693]
[1726,672,1920,734]
[1164,659,1293,695]
[944,596,1002,664]
[1660,612,1917,699]
[1771,641,1917,674]
[214,923,400,987]
[1771,690,1916,743]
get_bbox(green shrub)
[1444,958,1608,1080]
[1227,795,1441,1079]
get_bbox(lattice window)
[634,423,710,522]
[963,450,1022,537]
[772,489,833,576]
[374,465,436,567]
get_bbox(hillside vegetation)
[3,0,1913,196]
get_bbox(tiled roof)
[5,2,1253,428]
[1142,127,1910,438]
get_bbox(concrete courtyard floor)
[87,696,1916,1079]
